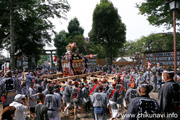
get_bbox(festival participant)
[107,82,119,120]
[135,73,144,86]
[158,71,180,120]
[90,86,112,120]
[150,63,157,92]
[45,86,61,120]
[82,83,90,112]
[125,82,161,120]
[123,72,129,91]
[125,83,139,103]
[156,63,163,89]
[142,68,152,83]
[126,75,135,90]
[16,71,23,94]
[9,94,28,120]
[42,79,48,93]
[26,71,34,94]
[132,69,138,79]
[72,81,86,120]
[28,81,40,118]
[37,70,42,77]
[82,77,88,84]
[35,93,49,120]
[89,79,99,96]
[59,83,65,97]
[21,81,27,96]
[54,85,63,118]
[115,76,126,117]
[102,78,109,93]
[0,70,19,109]
[63,79,72,115]
[36,78,43,93]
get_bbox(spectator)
[9,94,28,120]
[45,86,61,120]
[35,93,49,120]
[1,106,16,120]
[28,82,39,118]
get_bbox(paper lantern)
[90,54,93,59]
[53,56,57,61]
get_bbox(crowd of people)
[0,63,180,120]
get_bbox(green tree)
[54,30,68,58]
[67,17,87,55]
[136,0,180,28]
[85,41,105,58]
[67,17,84,37]
[67,35,87,54]
[0,0,70,68]
[122,32,180,56]
[89,0,126,64]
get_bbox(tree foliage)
[54,30,68,58]
[121,32,180,56]
[85,41,105,58]
[89,0,126,64]
[0,0,70,61]
[136,0,180,29]
[54,17,105,59]
[67,35,87,54]
[66,17,88,55]
[67,17,84,38]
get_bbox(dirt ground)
[0,92,158,120]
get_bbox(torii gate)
[39,49,57,67]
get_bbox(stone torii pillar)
[51,51,53,67]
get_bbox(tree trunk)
[10,4,15,71]
[105,47,113,65]
[28,56,32,70]
[109,47,113,65]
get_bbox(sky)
[44,0,171,50]
[2,0,172,57]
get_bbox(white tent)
[116,57,133,62]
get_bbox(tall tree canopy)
[136,0,180,29]
[66,17,87,55]
[54,30,68,58]
[89,0,126,64]
[54,17,106,59]
[0,0,70,62]
[120,32,180,57]
[67,17,84,37]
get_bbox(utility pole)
[10,1,15,71]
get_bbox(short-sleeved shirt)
[10,101,28,120]
[35,104,49,120]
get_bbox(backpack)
[1,78,14,102]
[4,78,14,91]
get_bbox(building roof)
[116,57,133,62]
[143,49,180,54]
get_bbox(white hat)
[14,94,25,101]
